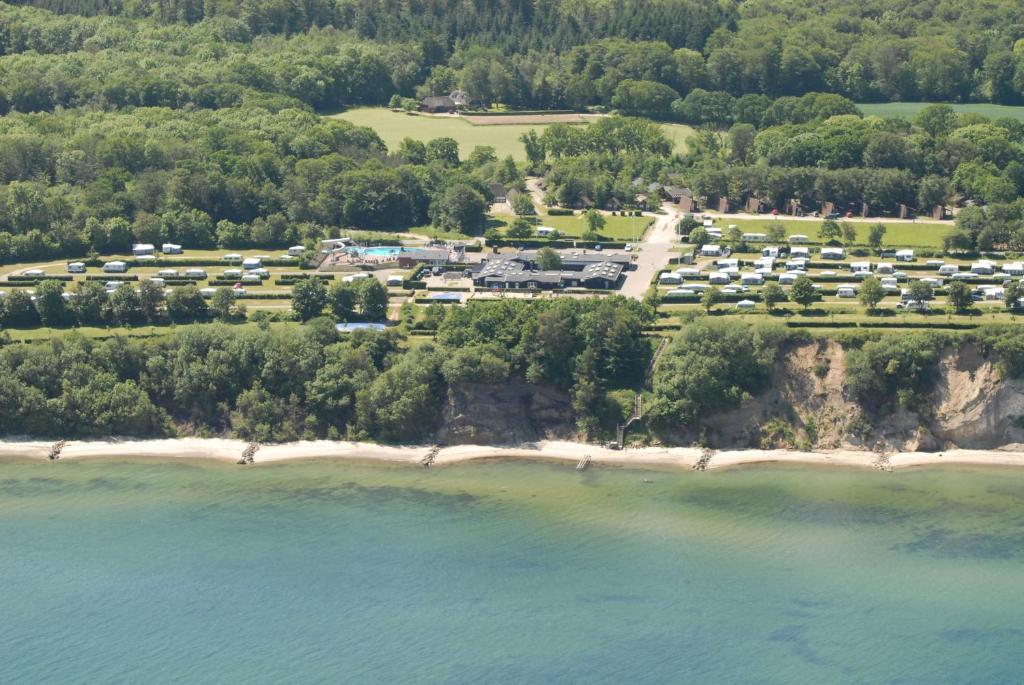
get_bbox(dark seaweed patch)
[680,485,913,526]
[896,525,1024,560]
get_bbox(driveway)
[619,206,680,299]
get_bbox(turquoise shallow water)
[1,459,1023,684]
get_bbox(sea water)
[1,459,1022,684]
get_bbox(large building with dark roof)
[467,251,629,290]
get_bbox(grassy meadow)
[857,102,1024,121]
[707,217,952,249]
[492,212,653,240]
[330,108,694,159]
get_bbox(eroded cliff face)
[699,341,1024,452]
[437,381,577,445]
[435,343,1024,451]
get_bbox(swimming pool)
[346,246,402,258]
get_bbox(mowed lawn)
[494,213,653,240]
[329,108,693,159]
[708,218,952,248]
[857,102,1024,121]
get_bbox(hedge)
[8,274,73,282]
[86,274,138,281]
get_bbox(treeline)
[10,0,731,52]
[550,103,1023,215]
[0,297,652,440]
[0,105,522,263]
[8,1,1024,116]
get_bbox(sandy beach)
[3,438,1024,471]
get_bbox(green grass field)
[857,102,1024,121]
[329,108,693,159]
[493,213,653,240]
[706,218,952,249]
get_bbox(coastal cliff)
[442,340,1024,453]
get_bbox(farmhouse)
[419,95,456,113]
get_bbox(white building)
[740,273,764,286]
[836,284,857,298]
[708,271,732,285]
[658,273,682,285]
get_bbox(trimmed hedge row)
[86,274,138,281]
[8,274,73,281]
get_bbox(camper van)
[67,262,86,273]
[102,261,128,273]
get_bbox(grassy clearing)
[492,212,653,240]
[329,108,694,159]
[658,301,1018,327]
[857,102,1024,121]
[704,217,951,249]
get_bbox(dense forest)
[0,297,652,440]
[7,0,1024,109]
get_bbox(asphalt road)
[619,206,680,299]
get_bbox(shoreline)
[3,438,1024,471]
